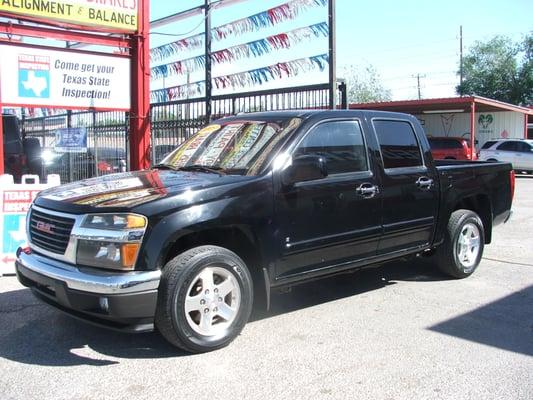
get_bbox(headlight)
[76,213,147,270]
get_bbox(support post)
[204,0,212,122]
[0,102,3,175]
[470,100,476,157]
[328,0,336,109]
[129,0,151,170]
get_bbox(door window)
[497,141,518,151]
[295,120,368,175]
[373,120,423,169]
[516,142,532,153]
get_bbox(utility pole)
[204,0,212,122]
[328,0,336,109]
[459,25,464,87]
[414,73,425,100]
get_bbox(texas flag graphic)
[18,54,50,98]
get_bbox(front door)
[274,119,382,279]
[372,119,439,254]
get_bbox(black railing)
[149,83,331,164]
[22,110,128,183]
[21,83,344,182]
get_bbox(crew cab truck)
[15,110,514,353]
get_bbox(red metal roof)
[349,96,533,115]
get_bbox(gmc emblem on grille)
[36,221,54,234]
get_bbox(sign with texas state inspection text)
[0,0,138,33]
[0,44,130,110]
[0,188,39,275]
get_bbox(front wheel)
[434,209,485,278]
[155,245,253,353]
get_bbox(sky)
[149,0,532,101]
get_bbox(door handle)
[416,176,434,190]
[356,183,379,198]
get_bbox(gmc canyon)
[16,110,514,353]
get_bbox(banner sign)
[0,0,138,33]
[55,127,87,153]
[0,44,131,110]
[0,175,60,276]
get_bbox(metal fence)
[21,83,335,183]
[150,83,331,164]
[22,110,128,183]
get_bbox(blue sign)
[18,69,50,98]
[55,128,88,153]
[2,214,27,255]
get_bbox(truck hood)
[34,169,252,214]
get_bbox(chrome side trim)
[17,251,161,295]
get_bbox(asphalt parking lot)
[1,178,532,400]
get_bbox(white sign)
[0,44,131,110]
[0,174,61,276]
[0,0,138,33]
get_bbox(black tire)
[486,158,498,162]
[434,209,485,278]
[155,245,253,353]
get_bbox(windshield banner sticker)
[170,124,221,167]
[221,123,264,168]
[196,124,243,166]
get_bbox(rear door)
[514,141,533,170]
[372,118,439,254]
[275,118,382,278]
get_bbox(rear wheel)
[434,209,485,278]
[155,245,253,353]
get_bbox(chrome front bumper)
[16,249,161,295]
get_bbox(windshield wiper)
[178,165,226,175]
[153,163,178,171]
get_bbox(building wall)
[414,111,524,149]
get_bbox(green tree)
[457,33,532,105]
[339,64,392,103]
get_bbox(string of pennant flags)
[150,0,328,62]
[151,22,329,80]
[151,54,329,103]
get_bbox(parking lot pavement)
[0,178,532,400]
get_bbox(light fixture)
[422,109,465,114]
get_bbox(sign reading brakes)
[0,44,130,110]
[0,0,138,33]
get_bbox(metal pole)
[470,100,476,157]
[67,110,73,182]
[129,0,151,170]
[328,0,336,109]
[205,0,212,122]
[460,25,464,87]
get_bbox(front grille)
[29,208,75,255]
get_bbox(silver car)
[479,139,533,173]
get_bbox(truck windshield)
[157,117,301,175]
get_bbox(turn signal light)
[127,215,147,229]
[121,243,141,268]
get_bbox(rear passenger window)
[373,120,423,169]
[497,141,517,151]
[295,120,367,175]
[516,142,531,153]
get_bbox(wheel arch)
[453,194,492,244]
[161,225,269,309]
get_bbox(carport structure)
[350,96,533,155]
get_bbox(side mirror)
[281,154,328,186]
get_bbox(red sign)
[3,190,40,213]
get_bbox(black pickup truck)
[15,110,514,353]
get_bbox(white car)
[479,139,533,173]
